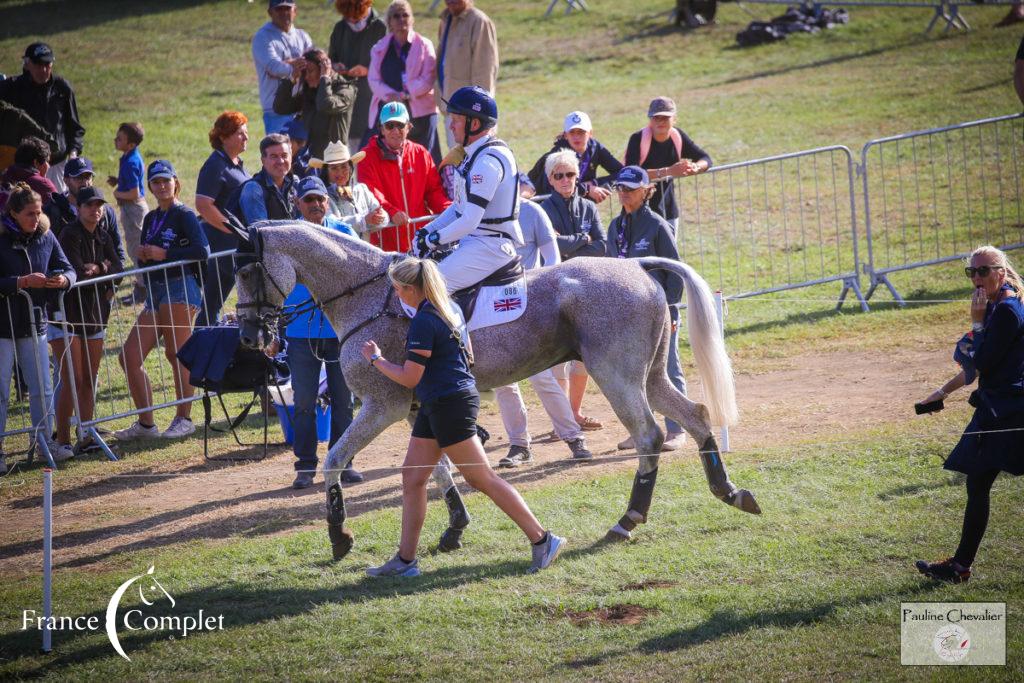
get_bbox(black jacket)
[57,220,124,336]
[46,193,126,262]
[0,216,76,338]
[0,71,85,164]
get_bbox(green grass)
[0,418,1021,680]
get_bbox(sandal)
[576,415,603,431]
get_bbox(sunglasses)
[391,12,410,18]
[965,265,1004,278]
[301,195,327,204]
[614,184,641,192]
[383,121,407,131]
[551,171,577,181]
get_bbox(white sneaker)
[662,432,688,451]
[114,421,160,441]
[50,442,75,463]
[161,416,196,439]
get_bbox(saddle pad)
[399,275,526,333]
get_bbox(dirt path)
[0,348,950,575]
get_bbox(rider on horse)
[414,86,523,292]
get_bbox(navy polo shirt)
[196,150,250,217]
[406,301,475,403]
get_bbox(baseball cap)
[75,186,106,205]
[296,175,329,199]
[24,42,54,64]
[147,159,177,182]
[563,111,592,133]
[379,101,410,126]
[282,117,308,142]
[615,166,650,190]
[64,157,94,178]
[647,96,677,118]
[268,0,296,8]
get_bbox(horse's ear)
[222,210,250,244]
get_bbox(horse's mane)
[252,219,395,262]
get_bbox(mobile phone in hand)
[914,399,944,415]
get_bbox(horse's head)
[224,215,296,351]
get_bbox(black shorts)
[411,389,480,448]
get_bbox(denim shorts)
[46,323,105,342]
[144,275,202,312]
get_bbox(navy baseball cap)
[615,166,650,190]
[25,42,54,64]
[76,186,106,205]
[64,157,94,178]
[268,0,296,8]
[147,159,177,182]
[297,175,329,199]
[282,117,308,142]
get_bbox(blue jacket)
[0,216,76,338]
[283,219,355,340]
[945,286,1024,476]
[540,193,606,259]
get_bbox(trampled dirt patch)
[620,580,679,592]
[562,605,658,627]
[0,347,958,575]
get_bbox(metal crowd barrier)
[673,146,866,310]
[1,290,56,468]
[860,113,1024,305]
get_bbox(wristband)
[971,322,984,333]
[936,388,948,399]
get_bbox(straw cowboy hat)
[309,140,366,169]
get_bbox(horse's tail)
[638,257,738,427]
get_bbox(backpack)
[631,127,684,166]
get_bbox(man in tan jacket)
[435,0,498,149]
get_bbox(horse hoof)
[438,527,464,552]
[328,524,354,561]
[603,527,631,543]
[725,489,762,515]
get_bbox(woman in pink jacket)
[368,0,441,161]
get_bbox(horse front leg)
[324,395,408,561]
[607,452,661,541]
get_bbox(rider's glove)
[414,228,441,257]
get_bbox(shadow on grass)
[0,537,618,675]
[565,580,939,672]
[0,453,622,568]
[0,0,214,41]
[709,34,933,88]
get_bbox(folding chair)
[177,326,288,461]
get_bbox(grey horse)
[228,220,761,560]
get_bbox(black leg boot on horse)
[700,435,761,514]
[438,485,471,551]
[327,482,354,560]
[606,460,660,541]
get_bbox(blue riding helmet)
[443,86,498,130]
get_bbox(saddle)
[450,256,524,322]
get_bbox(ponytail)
[388,256,461,329]
[969,245,1024,301]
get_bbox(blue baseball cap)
[147,159,177,182]
[379,101,410,126]
[64,157,94,178]
[75,186,106,205]
[296,175,329,199]
[615,166,650,190]
[282,117,308,142]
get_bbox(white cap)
[563,111,592,133]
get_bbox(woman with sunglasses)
[539,150,607,432]
[606,166,687,452]
[915,246,1024,584]
[368,0,440,159]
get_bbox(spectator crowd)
[0,0,712,486]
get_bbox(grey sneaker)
[366,553,421,578]
[497,445,532,468]
[292,471,315,489]
[50,442,75,463]
[114,421,160,441]
[529,532,566,574]
[566,438,592,460]
[662,432,687,451]
[161,416,196,439]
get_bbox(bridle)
[236,228,406,351]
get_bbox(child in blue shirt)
[109,122,149,301]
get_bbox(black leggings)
[953,469,1001,567]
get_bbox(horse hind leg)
[584,359,665,542]
[647,370,762,516]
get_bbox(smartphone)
[914,399,944,415]
[46,269,64,278]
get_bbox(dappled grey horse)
[229,220,761,560]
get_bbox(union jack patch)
[472,174,484,184]
[494,298,521,312]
